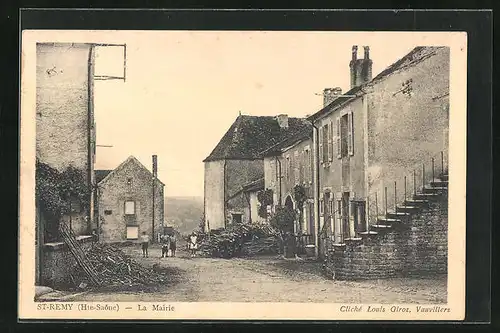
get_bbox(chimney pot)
[276,114,289,129]
[323,87,343,107]
[364,46,370,59]
[352,45,358,60]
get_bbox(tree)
[293,185,307,234]
[269,205,295,255]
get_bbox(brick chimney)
[276,114,289,129]
[323,87,343,107]
[349,45,373,89]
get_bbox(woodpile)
[199,223,279,258]
[69,243,168,290]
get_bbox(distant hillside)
[164,196,204,235]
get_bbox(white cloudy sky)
[88,31,423,197]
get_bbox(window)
[125,201,135,215]
[232,213,243,224]
[304,149,311,182]
[319,199,324,216]
[319,127,324,164]
[328,121,333,161]
[347,111,354,156]
[126,226,139,240]
[127,177,133,185]
[340,115,349,158]
[322,124,329,164]
[104,210,112,215]
[336,117,341,158]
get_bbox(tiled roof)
[308,46,445,122]
[95,169,112,183]
[203,115,312,162]
[261,126,312,157]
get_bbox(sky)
[89,31,422,198]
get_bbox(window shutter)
[294,151,299,184]
[327,121,333,161]
[336,117,341,159]
[319,199,324,216]
[319,127,324,164]
[348,112,354,156]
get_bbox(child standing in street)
[140,231,149,258]
[161,234,171,258]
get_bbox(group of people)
[138,231,199,258]
[160,233,177,258]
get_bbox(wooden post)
[384,187,388,216]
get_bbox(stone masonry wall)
[41,236,94,288]
[326,190,447,280]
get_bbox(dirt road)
[69,244,447,303]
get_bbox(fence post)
[432,157,435,182]
[366,198,370,231]
[404,176,407,202]
[384,186,388,216]
[413,170,416,197]
[394,181,397,211]
[375,192,378,221]
[422,164,425,190]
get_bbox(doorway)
[341,192,350,241]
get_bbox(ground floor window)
[232,213,243,224]
[126,226,139,239]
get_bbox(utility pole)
[152,155,158,243]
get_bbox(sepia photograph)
[19,29,467,320]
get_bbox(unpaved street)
[69,244,447,303]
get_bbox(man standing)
[170,233,177,257]
[140,231,150,258]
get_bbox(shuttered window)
[328,120,334,161]
[348,111,354,156]
[294,151,299,184]
[336,117,341,159]
[323,124,329,163]
[319,127,323,164]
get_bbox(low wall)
[326,192,448,280]
[41,235,94,288]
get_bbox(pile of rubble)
[199,223,280,258]
[69,243,169,290]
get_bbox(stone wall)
[41,236,94,288]
[325,190,447,280]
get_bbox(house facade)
[203,114,311,231]
[96,156,165,243]
[35,43,98,285]
[308,45,450,257]
[262,128,315,241]
[36,43,97,238]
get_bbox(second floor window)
[125,200,135,215]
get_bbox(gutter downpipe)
[274,156,283,206]
[308,119,321,258]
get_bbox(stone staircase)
[324,172,448,280]
[364,173,448,236]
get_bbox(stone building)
[308,45,449,275]
[96,156,165,243]
[36,43,98,238]
[203,114,310,231]
[35,43,98,285]
[261,126,314,240]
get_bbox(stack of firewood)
[199,223,279,258]
[69,243,168,289]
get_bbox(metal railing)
[365,150,448,226]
